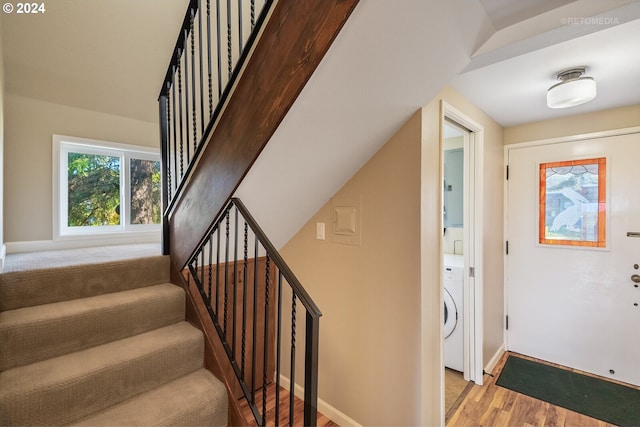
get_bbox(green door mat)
[496,355,640,426]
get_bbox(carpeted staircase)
[0,255,228,426]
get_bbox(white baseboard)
[279,375,362,427]
[0,243,6,273]
[484,344,505,376]
[6,234,160,254]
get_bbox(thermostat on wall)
[331,195,362,246]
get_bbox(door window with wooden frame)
[539,158,606,248]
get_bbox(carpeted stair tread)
[71,368,228,426]
[0,321,204,426]
[0,256,169,311]
[0,283,185,371]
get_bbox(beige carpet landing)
[0,255,227,426]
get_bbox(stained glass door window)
[539,158,606,247]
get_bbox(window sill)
[8,231,161,254]
[53,229,161,247]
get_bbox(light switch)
[316,223,325,240]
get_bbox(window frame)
[53,135,161,240]
[537,157,607,248]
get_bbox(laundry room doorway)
[441,102,485,412]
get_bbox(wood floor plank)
[542,403,566,427]
[478,406,501,426]
[499,384,519,413]
[446,352,624,427]
[240,382,337,426]
[491,408,512,427]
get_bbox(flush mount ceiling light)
[547,67,597,109]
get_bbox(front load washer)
[444,257,464,372]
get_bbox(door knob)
[632,274,640,283]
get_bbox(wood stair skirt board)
[169,0,360,268]
[0,256,228,426]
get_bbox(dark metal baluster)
[226,0,232,80]
[251,235,259,404]
[193,253,199,287]
[177,57,184,176]
[216,227,221,322]
[224,209,230,338]
[190,9,197,154]
[232,206,239,362]
[250,0,255,29]
[200,244,205,292]
[183,29,191,164]
[238,0,244,53]
[165,91,172,202]
[197,0,205,135]
[241,221,248,380]
[304,312,320,427]
[262,254,270,425]
[159,93,169,255]
[208,233,213,302]
[216,0,222,99]
[206,0,213,117]
[289,293,297,425]
[275,272,283,426]
[171,67,178,185]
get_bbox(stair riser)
[0,257,169,311]
[71,369,228,427]
[0,284,185,371]
[0,324,204,426]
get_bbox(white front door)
[506,131,640,386]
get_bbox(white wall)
[4,94,158,249]
[504,104,640,144]
[281,111,423,426]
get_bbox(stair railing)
[185,198,322,426]
[158,0,273,221]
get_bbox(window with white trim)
[53,135,161,238]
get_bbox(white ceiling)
[455,0,640,126]
[1,0,190,123]
[2,0,637,128]
[479,0,578,30]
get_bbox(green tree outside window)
[68,153,121,227]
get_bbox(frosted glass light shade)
[547,77,597,109]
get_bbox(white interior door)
[506,131,640,386]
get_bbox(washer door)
[444,288,458,339]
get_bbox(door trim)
[504,126,640,150]
[442,101,484,387]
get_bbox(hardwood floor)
[447,352,628,427]
[445,368,473,420]
[238,351,640,426]
[240,382,338,426]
